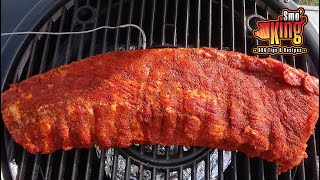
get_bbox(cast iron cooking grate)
[1,0,319,179]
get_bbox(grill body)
[1,0,319,179]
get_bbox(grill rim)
[0,0,70,90]
[1,0,319,179]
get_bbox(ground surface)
[296,0,319,6]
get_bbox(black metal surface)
[1,0,40,49]
[1,0,319,179]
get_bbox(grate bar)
[179,167,183,180]
[31,154,41,180]
[12,58,23,83]
[254,1,260,58]
[17,150,28,180]
[231,0,235,50]
[208,0,212,47]
[76,0,91,59]
[258,159,265,180]
[51,7,67,68]
[71,149,81,180]
[102,0,112,53]
[44,154,53,180]
[137,0,145,48]
[297,160,306,180]
[242,0,247,54]
[302,55,309,73]
[148,0,156,46]
[27,31,38,78]
[39,20,53,73]
[125,0,135,49]
[165,168,170,180]
[97,150,106,180]
[184,0,190,47]
[220,0,223,49]
[4,127,11,155]
[280,55,285,63]
[89,0,102,54]
[139,145,144,154]
[152,168,156,180]
[64,0,80,64]
[229,152,236,180]
[125,157,131,179]
[161,0,168,45]
[292,56,297,68]
[76,25,86,59]
[292,167,298,179]
[196,0,201,48]
[165,146,170,160]
[283,169,292,180]
[272,164,279,180]
[8,138,15,162]
[205,152,210,179]
[265,8,272,58]
[139,165,144,180]
[244,155,251,180]
[57,151,67,180]
[111,149,119,180]
[192,162,197,180]
[84,148,94,180]
[178,146,183,157]
[218,150,224,180]
[26,39,38,78]
[173,0,178,46]
[192,147,197,153]
[230,1,237,178]
[114,0,123,51]
[309,132,319,179]
[152,145,157,158]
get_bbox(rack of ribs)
[1,48,319,174]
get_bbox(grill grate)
[1,0,319,179]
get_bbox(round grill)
[1,0,319,179]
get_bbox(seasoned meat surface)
[1,48,319,174]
